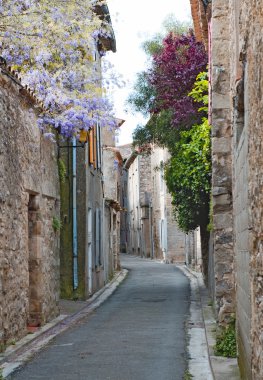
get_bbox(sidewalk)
[180,266,240,380]
[0,270,128,379]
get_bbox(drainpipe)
[149,201,154,259]
[72,137,78,290]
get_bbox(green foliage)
[128,17,193,117]
[0,368,3,380]
[215,318,237,358]
[188,71,209,111]
[142,15,192,56]
[165,118,211,232]
[133,110,178,150]
[52,216,62,232]
[58,158,67,183]
[166,72,211,232]
[129,13,210,234]
[184,370,193,380]
[132,71,211,233]
[127,71,156,117]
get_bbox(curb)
[178,266,214,380]
[0,269,128,379]
[180,266,240,380]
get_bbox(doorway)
[28,194,42,327]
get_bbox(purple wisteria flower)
[0,0,117,140]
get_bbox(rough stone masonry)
[0,67,60,348]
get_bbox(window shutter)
[93,126,97,169]
[89,129,94,165]
[89,127,97,168]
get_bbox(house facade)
[120,145,197,264]
[190,1,263,378]
[103,120,125,277]
[0,63,60,347]
[59,3,118,300]
[59,114,122,300]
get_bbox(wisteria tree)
[0,0,117,139]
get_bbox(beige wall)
[125,146,191,263]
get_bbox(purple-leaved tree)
[150,31,207,128]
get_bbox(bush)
[214,318,237,358]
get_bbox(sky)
[106,0,192,146]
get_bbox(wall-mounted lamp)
[58,129,89,149]
[79,129,89,144]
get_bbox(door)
[87,208,93,295]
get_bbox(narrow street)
[9,255,190,380]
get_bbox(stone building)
[190,0,235,324]
[103,119,125,277]
[60,2,118,299]
[120,145,196,264]
[190,0,263,378]
[118,144,133,254]
[59,118,120,300]
[0,63,60,347]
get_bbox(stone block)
[212,187,229,196]
[213,193,231,211]
[212,17,230,40]
[212,137,232,154]
[212,92,231,109]
[213,212,233,229]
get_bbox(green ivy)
[58,158,67,183]
[214,318,237,358]
[184,370,193,380]
[52,216,62,232]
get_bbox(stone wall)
[124,145,195,263]
[0,70,60,347]
[166,193,186,263]
[191,0,263,377]
[229,1,263,378]
[126,152,140,256]
[211,0,235,324]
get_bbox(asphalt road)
[9,255,190,380]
